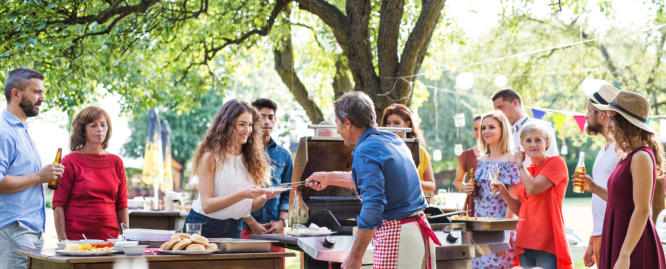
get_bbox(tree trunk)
[332,54,353,100]
[293,0,446,122]
[273,10,324,124]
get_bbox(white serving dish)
[122,245,148,256]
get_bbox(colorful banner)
[573,115,587,133]
[552,113,567,133]
[531,108,546,120]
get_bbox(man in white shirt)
[579,83,620,267]
[491,89,558,166]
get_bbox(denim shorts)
[183,210,241,238]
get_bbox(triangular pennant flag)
[573,115,586,133]
[552,113,567,132]
[531,108,546,120]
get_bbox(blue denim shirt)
[352,128,426,230]
[241,138,292,228]
[0,110,45,232]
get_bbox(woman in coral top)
[491,121,573,269]
[53,106,128,241]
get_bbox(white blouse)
[192,154,254,220]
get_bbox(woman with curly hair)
[184,99,280,238]
[583,91,665,268]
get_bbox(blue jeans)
[0,221,43,269]
[183,210,241,238]
[519,248,557,269]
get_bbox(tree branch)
[377,0,405,90]
[396,0,445,99]
[273,11,324,123]
[344,0,379,92]
[294,0,350,52]
[55,0,160,25]
[178,0,290,80]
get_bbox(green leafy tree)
[0,0,449,122]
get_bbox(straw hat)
[593,91,655,133]
[585,83,620,105]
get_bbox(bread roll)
[172,233,191,240]
[205,242,218,250]
[186,243,206,251]
[190,234,209,245]
[172,239,192,250]
[160,238,181,250]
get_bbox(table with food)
[17,232,294,269]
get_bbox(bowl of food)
[122,245,148,256]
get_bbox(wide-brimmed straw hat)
[593,90,655,134]
[585,83,619,105]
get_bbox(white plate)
[56,250,119,256]
[286,231,336,237]
[158,249,219,255]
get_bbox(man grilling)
[305,92,440,269]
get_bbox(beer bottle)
[572,152,586,193]
[47,148,62,190]
[468,168,479,197]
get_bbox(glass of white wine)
[487,163,500,195]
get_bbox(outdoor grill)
[252,131,514,268]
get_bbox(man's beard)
[19,98,40,117]
[586,121,603,135]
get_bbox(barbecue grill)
[252,131,514,268]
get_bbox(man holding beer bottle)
[0,68,64,269]
[575,83,620,267]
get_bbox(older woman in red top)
[53,106,128,240]
[491,121,573,269]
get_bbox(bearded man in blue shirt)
[306,92,440,269]
[0,68,65,269]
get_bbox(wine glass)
[487,163,499,195]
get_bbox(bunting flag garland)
[573,115,587,133]
[531,108,546,120]
[527,106,665,140]
[552,113,567,133]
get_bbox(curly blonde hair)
[192,99,268,186]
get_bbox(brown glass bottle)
[47,148,62,190]
[468,168,479,197]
